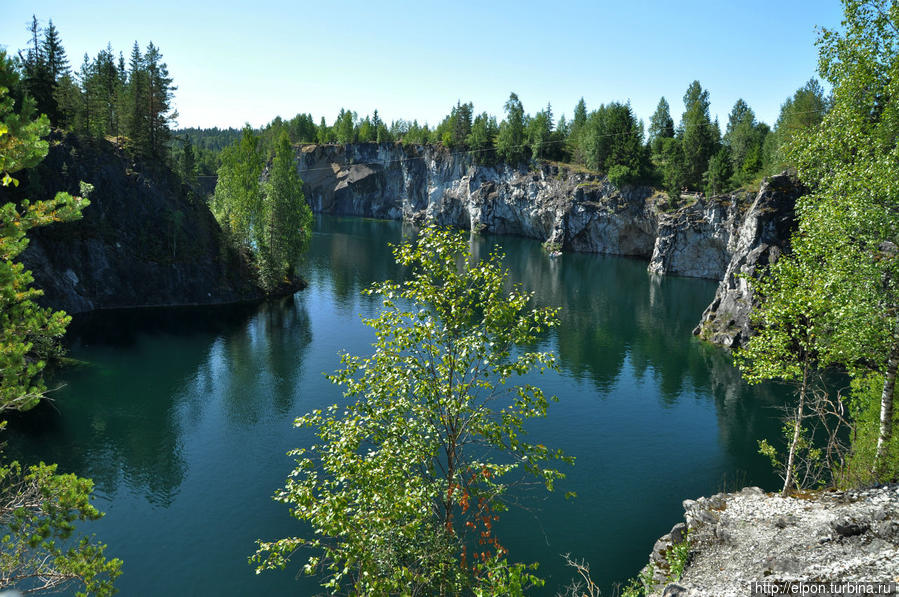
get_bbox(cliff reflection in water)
[6,297,313,506]
[469,232,784,468]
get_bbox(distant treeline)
[7,16,828,200]
[184,80,827,199]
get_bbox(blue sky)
[2,1,844,131]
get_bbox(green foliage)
[724,99,769,186]
[665,533,690,582]
[734,256,828,493]
[567,97,589,164]
[840,373,899,485]
[14,16,177,161]
[0,193,87,412]
[335,108,355,144]
[766,79,827,173]
[258,131,312,291]
[527,103,553,160]
[607,164,636,189]
[757,423,825,492]
[678,80,718,189]
[467,112,498,163]
[0,86,88,412]
[705,146,732,195]
[213,124,264,248]
[434,101,473,149]
[253,227,570,594]
[0,460,122,596]
[660,137,686,205]
[582,102,647,182]
[496,92,527,164]
[0,81,119,597]
[785,0,899,481]
[213,127,310,291]
[648,96,675,158]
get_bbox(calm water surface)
[7,215,787,595]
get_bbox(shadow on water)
[5,295,312,505]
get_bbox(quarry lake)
[7,215,787,595]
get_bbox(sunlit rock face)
[296,143,801,348]
[693,173,802,349]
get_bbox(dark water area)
[5,215,788,595]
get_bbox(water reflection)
[6,297,313,507]
[3,216,790,596]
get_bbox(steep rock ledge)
[692,173,802,348]
[296,144,801,346]
[18,133,270,314]
[643,485,899,597]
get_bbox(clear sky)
[1,1,844,131]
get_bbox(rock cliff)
[692,173,802,348]
[17,133,267,314]
[642,485,899,597]
[296,143,801,347]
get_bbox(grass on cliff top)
[541,160,602,177]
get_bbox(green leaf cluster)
[737,0,899,487]
[253,227,570,594]
[0,461,122,596]
[0,84,119,596]
[213,127,312,291]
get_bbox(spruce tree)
[678,80,717,189]
[144,42,177,159]
[568,97,588,164]
[126,42,149,155]
[21,16,54,123]
[496,92,526,164]
[648,96,675,157]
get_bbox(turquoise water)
[6,215,786,595]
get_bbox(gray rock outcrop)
[692,173,802,348]
[297,144,803,347]
[643,485,899,597]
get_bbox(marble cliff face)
[296,143,800,348]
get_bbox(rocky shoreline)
[295,143,801,348]
[643,485,899,597]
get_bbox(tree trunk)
[782,367,807,495]
[873,341,899,479]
